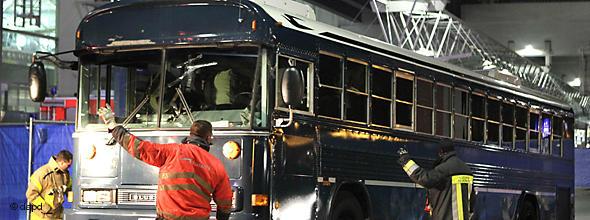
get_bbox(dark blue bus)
[48,0,573,219]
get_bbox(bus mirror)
[281,67,304,106]
[29,61,47,102]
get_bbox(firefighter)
[98,106,232,220]
[397,141,475,220]
[25,150,73,220]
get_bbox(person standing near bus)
[25,150,72,220]
[397,141,475,220]
[98,106,233,220]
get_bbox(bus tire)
[516,199,539,220]
[330,191,364,220]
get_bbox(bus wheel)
[516,199,539,220]
[330,192,364,220]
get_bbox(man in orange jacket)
[99,106,232,220]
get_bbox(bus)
[28,0,574,219]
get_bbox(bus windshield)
[78,47,260,129]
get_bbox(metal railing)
[366,0,589,121]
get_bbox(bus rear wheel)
[516,199,539,220]
[330,192,364,220]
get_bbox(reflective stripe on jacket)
[25,157,71,220]
[111,126,233,219]
[402,152,475,220]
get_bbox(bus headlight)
[222,141,241,160]
[81,189,116,204]
[86,144,97,160]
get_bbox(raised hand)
[397,147,410,165]
[97,104,117,130]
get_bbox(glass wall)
[1,0,57,121]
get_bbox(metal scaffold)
[368,0,589,120]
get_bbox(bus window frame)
[470,91,486,143]
[529,108,541,153]
[540,111,553,155]
[274,53,315,116]
[343,57,369,124]
[317,51,344,120]
[415,77,434,135]
[486,95,501,146]
[394,69,415,131]
[499,100,515,149]
[453,87,470,140]
[552,115,563,157]
[515,103,529,152]
[435,82,452,137]
[369,64,393,128]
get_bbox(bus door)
[271,53,319,219]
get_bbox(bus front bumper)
[64,209,259,220]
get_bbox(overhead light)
[568,78,581,87]
[516,45,545,57]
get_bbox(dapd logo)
[9,202,42,211]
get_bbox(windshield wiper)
[166,56,218,123]
[106,94,150,145]
[166,61,218,88]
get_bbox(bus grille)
[118,189,157,205]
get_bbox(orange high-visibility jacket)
[111,126,233,220]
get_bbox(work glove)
[97,104,117,130]
[397,147,411,166]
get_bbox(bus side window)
[416,78,434,134]
[552,116,563,157]
[435,83,451,137]
[317,52,342,119]
[344,58,368,123]
[529,110,541,153]
[370,65,393,127]
[541,113,552,154]
[471,92,486,143]
[501,101,514,149]
[515,105,528,151]
[395,71,414,129]
[487,97,501,146]
[453,88,469,140]
[276,55,313,112]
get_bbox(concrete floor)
[576,188,590,219]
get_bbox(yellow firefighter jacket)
[25,156,71,220]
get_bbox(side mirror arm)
[33,51,79,70]
[274,105,294,128]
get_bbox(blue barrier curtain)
[0,123,73,220]
[576,148,590,188]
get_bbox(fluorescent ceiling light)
[568,77,581,87]
[516,45,545,57]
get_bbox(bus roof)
[81,0,570,111]
[252,1,571,111]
